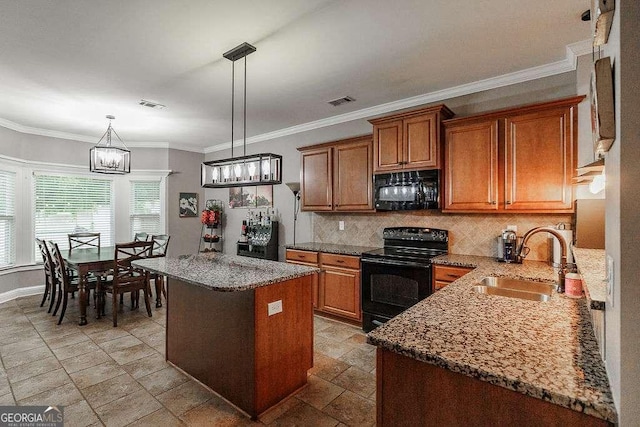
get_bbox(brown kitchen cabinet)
[443,96,584,213]
[319,253,361,322]
[432,264,473,292]
[298,135,373,212]
[285,250,362,324]
[285,249,319,309]
[369,105,454,173]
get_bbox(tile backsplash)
[312,211,574,262]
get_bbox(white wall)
[604,1,640,424]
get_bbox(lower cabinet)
[286,250,362,323]
[432,264,473,292]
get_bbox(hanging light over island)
[201,42,282,188]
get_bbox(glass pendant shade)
[89,116,131,174]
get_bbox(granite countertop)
[572,247,607,311]
[369,254,616,424]
[285,242,380,256]
[133,253,319,292]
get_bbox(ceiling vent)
[328,96,355,107]
[139,99,166,109]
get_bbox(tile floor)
[0,294,376,426]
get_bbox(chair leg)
[53,284,63,316]
[57,293,68,325]
[112,292,118,327]
[40,277,50,307]
[143,285,152,318]
[161,276,167,299]
[48,279,57,314]
[155,277,163,308]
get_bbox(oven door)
[361,258,432,332]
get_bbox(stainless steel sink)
[472,285,551,302]
[479,276,555,295]
[472,276,555,302]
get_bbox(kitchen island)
[133,253,319,419]
[368,254,616,426]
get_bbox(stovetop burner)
[361,227,449,264]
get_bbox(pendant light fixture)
[201,42,282,188]
[89,115,131,174]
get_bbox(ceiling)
[0,0,591,153]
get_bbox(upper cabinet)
[369,105,454,173]
[443,96,584,213]
[299,135,373,212]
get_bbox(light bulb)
[212,167,219,182]
[262,159,270,178]
[234,163,242,179]
[247,162,256,179]
[222,165,231,180]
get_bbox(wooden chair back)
[134,232,149,242]
[49,241,71,291]
[36,238,54,281]
[68,232,101,252]
[150,234,170,257]
[114,241,154,278]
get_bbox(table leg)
[155,276,163,308]
[78,270,88,326]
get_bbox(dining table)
[61,246,115,326]
[62,246,165,325]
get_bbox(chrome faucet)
[516,226,567,293]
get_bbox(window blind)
[130,180,161,238]
[0,170,16,268]
[34,174,113,254]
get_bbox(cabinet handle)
[490,201,496,205]
[506,200,512,205]
[446,274,460,278]
[336,260,344,263]
[299,255,306,259]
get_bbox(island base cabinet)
[166,276,314,419]
[376,349,612,427]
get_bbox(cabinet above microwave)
[369,105,453,173]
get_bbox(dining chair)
[68,232,101,252]
[97,241,154,327]
[134,232,149,242]
[48,241,98,325]
[35,238,57,313]
[150,234,170,307]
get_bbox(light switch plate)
[606,254,614,308]
[268,300,283,316]
[339,221,345,231]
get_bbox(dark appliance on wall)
[237,221,279,260]
[374,169,440,211]
[361,227,448,332]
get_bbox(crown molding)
[0,40,590,155]
[205,39,590,153]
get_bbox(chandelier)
[201,42,282,188]
[89,115,131,174]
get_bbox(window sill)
[0,264,41,276]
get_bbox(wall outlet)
[606,254,614,308]
[268,300,283,316]
[338,221,345,231]
[506,225,517,232]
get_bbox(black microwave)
[374,170,440,211]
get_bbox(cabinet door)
[373,120,403,172]
[301,147,333,211]
[334,138,373,211]
[404,113,439,170]
[504,107,574,211]
[286,250,319,309]
[320,267,361,321]
[443,120,499,211]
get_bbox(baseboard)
[0,285,44,304]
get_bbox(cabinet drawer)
[320,253,360,270]
[286,250,318,264]
[433,265,473,282]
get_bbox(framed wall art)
[179,192,199,217]
[228,185,273,208]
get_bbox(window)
[0,170,16,268]
[34,173,113,252]
[130,180,161,238]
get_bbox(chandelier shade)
[201,42,282,188]
[89,115,131,174]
